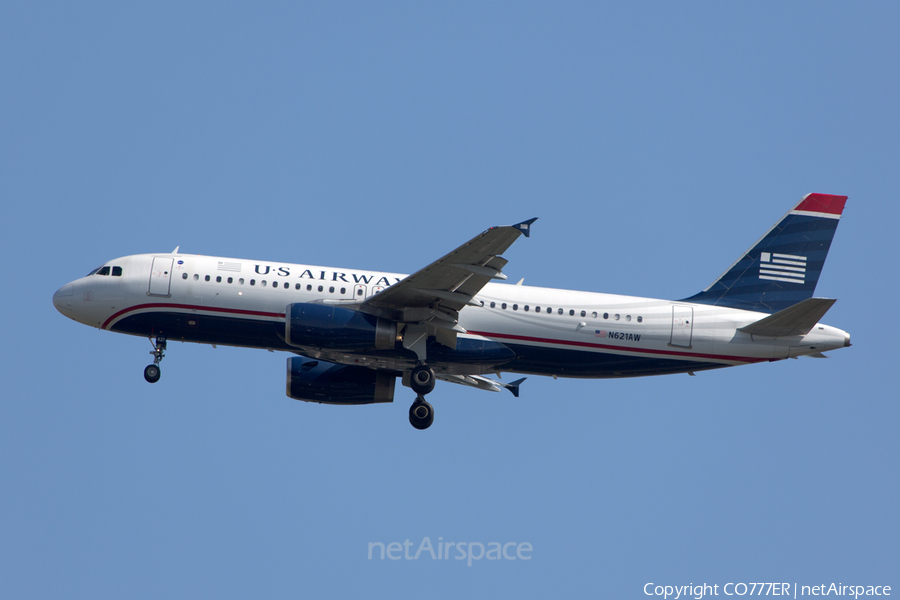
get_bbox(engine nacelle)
[286,356,396,405]
[285,303,397,351]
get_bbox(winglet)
[512,218,538,238]
[501,377,527,398]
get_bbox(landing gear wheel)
[144,335,167,383]
[410,364,435,395]
[409,397,434,430]
[144,364,161,383]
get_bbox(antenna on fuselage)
[171,246,180,254]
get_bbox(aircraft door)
[353,284,367,300]
[670,305,693,348]
[149,257,174,296]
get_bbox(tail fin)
[683,193,847,313]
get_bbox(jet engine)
[286,356,396,405]
[285,303,397,351]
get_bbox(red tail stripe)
[795,193,847,216]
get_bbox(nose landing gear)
[144,335,166,383]
[408,364,436,430]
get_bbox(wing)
[360,218,536,353]
[437,374,527,397]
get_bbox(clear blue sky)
[2,2,897,598]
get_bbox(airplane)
[53,193,851,430]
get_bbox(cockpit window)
[96,266,111,276]
[112,266,123,276]
[87,266,103,276]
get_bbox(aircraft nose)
[844,331,852,347]
[53,284,74,314]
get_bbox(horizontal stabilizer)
[738,298,836,337]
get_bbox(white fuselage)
[53,252,851,379]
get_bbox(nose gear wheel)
[144,335,167,383]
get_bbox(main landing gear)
[408,363,436,430]
[144,335,166,383]
[409,396,434,430]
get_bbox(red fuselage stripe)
[104,305,767,364]
[466,330,767,364]
[102,303,285,329]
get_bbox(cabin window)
[512,304,518,311]
[592,311,598,318]
[227,277,233,284]
[340,287,346,294]
[272,280,278,287]
[569,309,574,316]
[250,279,256,286]
[637,316,643,323]
[329,286,335,293]
[557,308,563,315]
[193,274,199,281]
[308,285,314,291]
[524,305,529,312]
[262,280,267,287]
[295,283,301,290]
[182,273,188,279]
[239,278,244,285]
[112,266,123,276]
[547,307,552,314]
[580,310,586,317]
[216,276,222,283]
[614,314,620,320]
[534,306,540,312]
[626,315,631,322]
[490,302,496,308]
[205,275,210,282]
[318,285,324,292]
[283,282,288,289]
[502,303,507,309]
[603,313,609,319]
[357,288,364,296]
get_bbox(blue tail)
[683,193,847,313]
